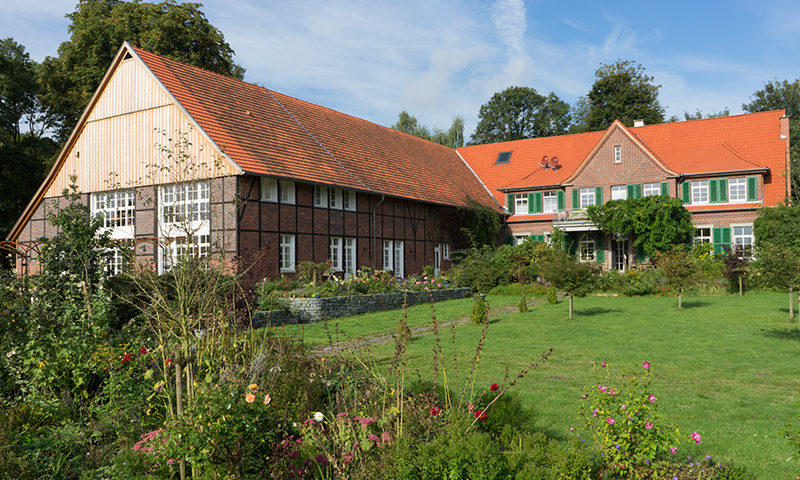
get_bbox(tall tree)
[45,0,245,140]
[391,111,465,148]
[743,79,800,203]
[572,60,664,132]
[470,86,570,145]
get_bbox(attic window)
[123,52,133,60]
[495,151,512,165]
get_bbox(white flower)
[313,412,324,423]
[5,350,15,358]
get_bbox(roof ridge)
[265,89,372,191]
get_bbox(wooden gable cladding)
[43,48,239,198]
[567,123,674,198]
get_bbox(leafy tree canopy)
[753,205,800,249]
[391,111,465,148]
[586,196,693,255]
[46,0,245,140]
[743,79,800,203]
[572,60,664,132]
[470,86,570,145]
[654,246,702,308]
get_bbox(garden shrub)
[547,286,558,304]
[471,297,489,325]
[518,294,528,312]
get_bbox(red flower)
[165,358,172,366]
[430,406,440,416]
[474,409,487,421]
[121,353,132,363]
[490,383,499,391]
[139,347,148,355]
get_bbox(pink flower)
[263,394,271,405]
[382,431,392,443]
[167,459,174,465]
[601,361,607,368]
[467,403,475,412]
[415,281,421,285]
[437,283,442,287]
[580,393,588,400]
[121,353,132,363]
[691,432,702,445]
[592,408,599,417]
[645,422,653,429]
[598,385,607,393]
[490,383,499,391]
[669,447,678,454]
[368,434,380,442]
[642,361,650,370]
[569,427,574,432]
[648,394,656,403]
[621,404,627,410]
[430,406,440,416]
[245,393,255,403]
[608,389,617,396]
[606,417,615,425]
[139,347,148,355]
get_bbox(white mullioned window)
[314,185,329,207]
[732,225,754,258]
[330,237,342,271]
[643,183,660,197]
[611,185,627,200]
[260,177,277,202]
[693,227,712,245]
[158,182,210,272]
[330,188,343,209]
[383,240,393,272]
[513,235,527,246]
[279,180,295,204]
[579,187,595,208]
[393,241,404,277]
[343,238,356,276]
[514,193,528,214]
[729,178,747,202]
[91,190,136,275]
[343,190,356,211]
[543,192,557,212]
[280,234,295,272]
[442,243,450,260]
[579,237,596,262]
[614,145,621,163]
[691,180,709,204]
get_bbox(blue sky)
[4,0,800,139]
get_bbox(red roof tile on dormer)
[131,46,499,210]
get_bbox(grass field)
[282,291,800,478]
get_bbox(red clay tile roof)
[458,110,788,207]
[132,47,499,210]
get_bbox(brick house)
[7,43,500,279]
[458,112,790,270]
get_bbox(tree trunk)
[678,288,682,309]
[176,362,186,480]
[569,293,574,319]
[738,276,743,297]
[790,287,794,322]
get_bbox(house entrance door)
[613,240,627,271]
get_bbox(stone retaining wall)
[254,288,471,326]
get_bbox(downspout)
[372,195,386,267]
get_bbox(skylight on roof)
[495,151,512,165]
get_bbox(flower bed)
[255,288,471,325]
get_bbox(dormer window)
[614,145,621,163]
[495,151,512,165]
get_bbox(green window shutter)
[682,182,691,204]
[709,179,719,203]
[595,232,605,263]
[627,184,635,199]
[660,181,669,197]
[557,190,565,210]
[718,179,728,202]
[712,227,731,255]
[747,176,757,201]
[528,193,535,214]
[531,234,545,242]
[636,245,646,262]
[507,193,515,214]
[534,192,543,213]
[635,184,643,199]
[595,186,603,206]
[572,189,579,209]
[722,227,731,248]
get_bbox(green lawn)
[289,291,800,478]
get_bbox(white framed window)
[729,178,747,203]
[580,187,595,208]
[614,145,621,163]
[330,188,343,209]
[158,182,210,272]
[314,185,329,207]
[693,227,712,245]
[611,185,627,200]
[260,177,277,202]
[106,239,134,276]
[442,243,450,260]
[513,235,527,246]
[330,237,342,271]
[382,240,393,272]
[279,180,295,204]
[92,190,136,275]
[343,190,356,211]
[394,241,404,277]
[543,192,558,212]
[279,234,295,272]
[579,238,596,262]
[643,183,660,197]
[691,181,709,204]
[514,193,528,214]
[732,225,754,258]
[343,238,356,276]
